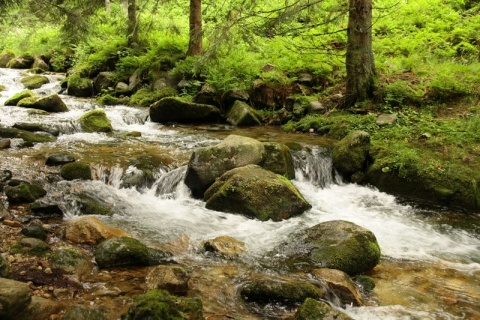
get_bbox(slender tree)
[127,0,139,47]
[186,0,202,56]
[345,0,376,107]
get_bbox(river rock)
[6,55,34,69]
[311,268,363,306]
[204,165,311,221]
[0,277,32,319]
[121,290,203,320]
[45,152,76,166]
[149,97,222,124]
[13,122,60,136]
[73,193,113,216]
[274,220,381,275]
[0,51,15,68]
[78,109,113,133]
[4,90,35,106]
[18,94,68,112]
[19,237,51,255]
[65,216,130,245]
[262,142,295,179]
[332,130,371,179]
[21,223,47,241]
[67,75,93,97]
[146,265,190,294]
[29,201,63,218]
[5,182,47,204]
[294,298,353,320]
[20,75,49,89]
[94,237,173,268]
[184,135,266,198]
[0,139,10,149]
[60,161,92,180]
[193,83,219,107]
[0,255,12,278]
[49,248,91,275]
[17,296,65,320]
[32,56,49,72]
[240,278,326,306]
[226,100,262,126]
[202,235,247,259]
[221,89,250,109]
[93,72,116,95]
[62,305,110,320]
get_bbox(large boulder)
[226,100,262,126]
[94,237,173,268]
[294,298,353,320]
[204,165,311,221]
[60,162,92,180]
[0,51,16,68]
[184,135,266,198]
[67,75,93,97]
[17,94,68,112]
[65,216,130,245]
[149,97,221,124]
[262,142,295,179]
[332,130,371,179]
[5,182,47,204]
[0,278,32,319]
[4,90,35,106]
[32,56,49,72]
[6,55,34,69]
[20,75,49,89]
[121,290,203,320]
[93,72,116,95]
[273,220,381,275]
[78,109,113,133]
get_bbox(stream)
[1,68,479,319]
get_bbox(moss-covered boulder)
[204,165,311,221]
[5,182,47,204]
[149,97,222,124]
[332,130,371,179]
[97,94,129,106]
[262,142,295,179]
[74,193,113,216]
[129,87,178,107]
[95,237,173,268]
[240,278,325,306]
[184,135,266,198]
[121,290,203,320]
[32,56,50,72]
[0,278,32,319]
[20,75,49,89]
[17,94,68,113]
[0,51,16,68]
[4,90,35,106]
[0,127,56,143]
[226,100,262,126]
[294,298,353,320]
[193,83,219,107]
[60,161,92,180]
[49,248,91,275]
[17,237,51,256]
[6,55,34,69]
[273,220,381,275]
[78,109,113,133]
[67,74,93,97]
[93,71,116,95]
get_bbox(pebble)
[20,271,26,276]
[3,219,23,228]
[44,267,53,274]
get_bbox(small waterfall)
[154,166,189,199]
[292,146,342,188]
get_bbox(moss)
[121,290,189,320]
[76,193,113,216]
[67,74,93,97]
[49,249,88,274]
[262,142,295,179]
[4,90,35,106]
[129,87,178,107]
[355,275,376,292]
[79,109,113,133]
[16,96,38,107]
[5,182,47,204]
[0,85,6,92]
[294,298,352,320]
[20,75,49,89]
[97,94,129,106]
[60,162,92,181]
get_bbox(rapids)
[1,68,479,319]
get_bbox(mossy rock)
[0,51,16,68]
[67,74,93,97]
[0,127,56,143]
[74,193,113,216]
[184,135,266,198]
[13,122,60,136]
[240,278,325,306]
[93,71,116,95]
[6,55,34,69]
[4,90,35,106]
[204,165,311,221]
[0,85,6,92]
[149,97,221,124]
[130,87,178,107]
[294,298,353,320]
[356,275,376,292]
[16,237,51,256]
[262,142,295,179]
[32,56,50,72]
[332,130,371,179]
[62,305,109,320]
[5,182,47,204]
[16,94,68,113]
[226,100,262,126]
[95,237,173,268]
[121,290,203,320]
[21,224,47,241]
[45,152,76,166]
[0,255,12,278]
[78,109,113,133]
[272,220,381,275]
[20,75,49,89]
[60,162,92,181]
[97,94,129,106]
[49,249,90,275]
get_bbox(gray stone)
[0,277,32,319]
[376,113,397,126]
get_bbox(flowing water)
[1,68,479,319]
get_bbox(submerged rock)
[184,135,266,198]
[65,216,131,245]
[294,298,353,320]
[78,109,113,133]
[21,223,47,241]
[204,165,311,221]
[94,237,173,268]
[0,139,11,149]
[149,97,221,124]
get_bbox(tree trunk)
[127,0,138,47]
[186,0,202,56]
[345,0,376,107]
[105,0,110,15]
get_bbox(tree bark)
[127,0,138,47]
[186,0,202,56]
[345,0,376,107]
[105,0,110,15]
